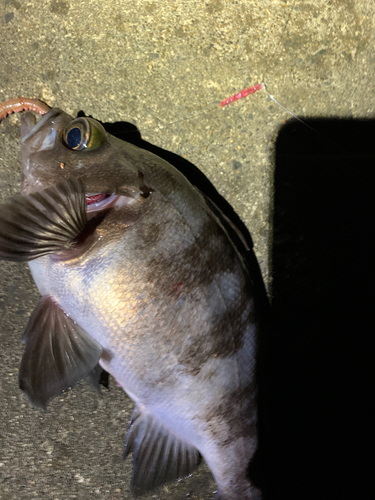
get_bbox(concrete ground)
[0,1,374,499]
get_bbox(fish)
[0,98,267,499]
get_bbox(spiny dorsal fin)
[124,406,201,496]
[19,295,102,408]
[0,177,86,261]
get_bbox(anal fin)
[19,295,102,408]
[124,405,201,496]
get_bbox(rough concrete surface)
[0,0,374,499]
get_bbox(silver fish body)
[0,107,266,499]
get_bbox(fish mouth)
[86,193,136,213]
[20,108,61,142]
[86,193,120,213]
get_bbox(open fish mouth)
[86,192,138,214]
[86,193,122,213]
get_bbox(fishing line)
[132,0,340,150]
[135,81,341,152]
[134,82,299,137]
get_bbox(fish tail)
[0,177,87,261]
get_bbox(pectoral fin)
[0,177,86,261]
[124,405,201,496]
[19,295,102,408]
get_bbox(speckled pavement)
[1,1,374,499]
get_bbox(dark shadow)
[267,118,375,500]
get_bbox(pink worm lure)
[220,83,263,107]
[0,97,50,122]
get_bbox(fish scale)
[0,101,267,500]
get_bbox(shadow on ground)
[265,118,375,500]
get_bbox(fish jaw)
[20,109,72,195]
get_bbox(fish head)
[1,100,212,263]
[20,108,147,210]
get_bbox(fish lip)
[20,108,62,142]
[86,194,121,213]
[86,193,139,214]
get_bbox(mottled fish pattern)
[0,105,267,499]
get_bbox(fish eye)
[63,118,106,151]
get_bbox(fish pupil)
[67,127,82,149]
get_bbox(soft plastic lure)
[220,83,263,107]
[0,97,50,122]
